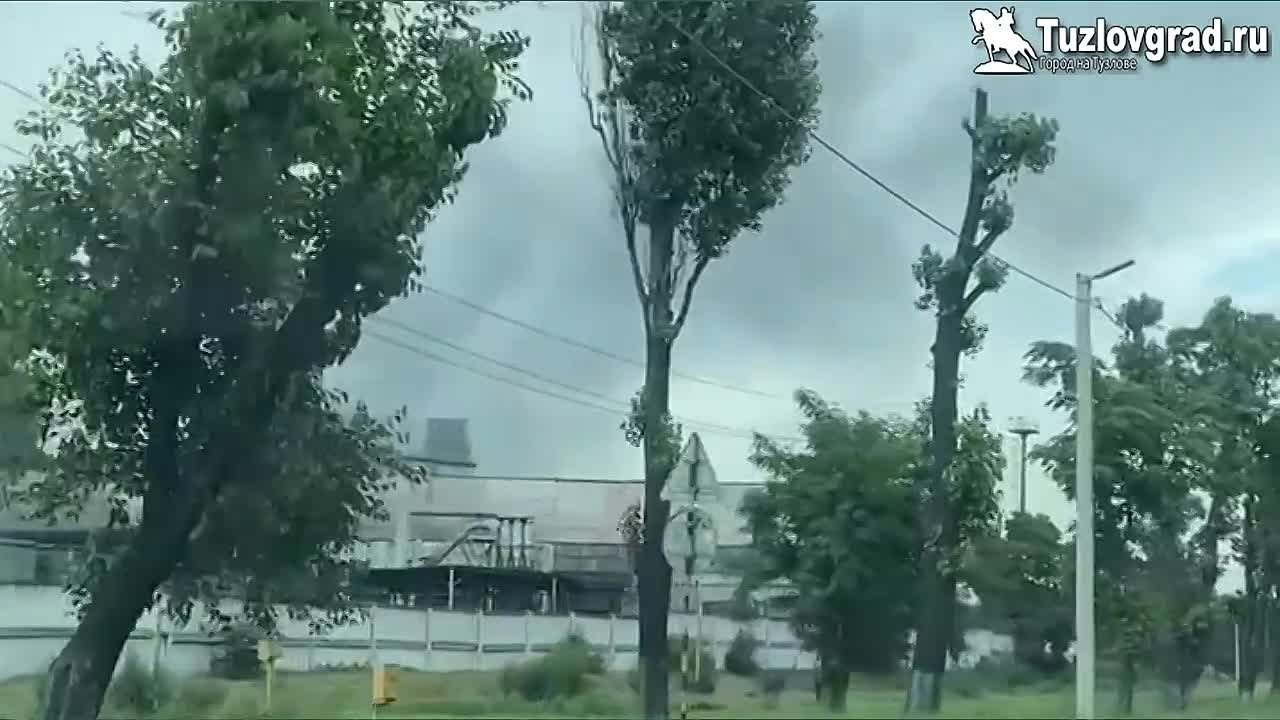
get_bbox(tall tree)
[578,2,819,716]
[742,390,922,711]
[907,88,1058,712]
[1025,296,1219,712]
[1168,297,1280,700]
[0,4,527,718]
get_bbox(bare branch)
[576,5,649,332]
[974,226,1004,258]
[959,283,988,315]
[672,254,710,337]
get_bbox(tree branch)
[960,282,989,316]
[672,254,710,337]
[576,5,649,334]
[974,227,1004,259]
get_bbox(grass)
[1,667,1277,719]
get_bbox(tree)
[578,2,819,716]
[966,512,1072,674]
[1168,298,1280,700]
[1025,295,1220,712]
[741,390,922,711]
[0,253,44,488]
[908,88,1058,712]
[0,4,528,718]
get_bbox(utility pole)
[1008,417,1040,515]
[1074,259,1134,720]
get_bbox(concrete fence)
[0,586,1011,682]
[0,585,816,681]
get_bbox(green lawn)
[1,668,1276,719]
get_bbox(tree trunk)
[42,533,185,720]
[906,89,990,716]
[822,661,850,713]
[638,200,679,720]
[1269,595,1280,696]
[907,318,964,714]
[1116,655,1136,715]
[1240,500,1262,701]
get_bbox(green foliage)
[724,629,761,677]
[592,0,820,262]
[621,387,682,475]
[0,0,528,641]
[1023,293,1280,701]
[105,653,172,717]
[966,513,1071,674]
[743,389,922,675]
[208,621,266,681]
[948,407,1007,555]
[170,677,228,714]
[912,98,1059,339]
[666,635,717,693]
[498,633,605,702]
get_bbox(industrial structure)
[0,416,786,619]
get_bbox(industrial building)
[0,416,787,618]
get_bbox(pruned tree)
[907,88,1058,712]
[576,2,819,716]
[0,4,528,718]
[742,390,922,711]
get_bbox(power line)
[423,285,785,400]
[0,74,795,403]
[650,6,1080,306]
[370,314,788,438]
[362,326,802,443]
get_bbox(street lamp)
[1008,417,1040,516]
[1074,259,1134,720]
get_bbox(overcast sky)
[2,2,1277,585]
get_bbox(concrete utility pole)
[1074,259,1134,720]
[1008,417,1040,515]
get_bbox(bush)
[106,652,172,716]
[499,632,605,702]
[209,621,265,680]
[724,629,760,677]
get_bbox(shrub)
[209,621,265,680]
[724,629,760,677]
[499,632,605,702]
[106,652,172,716]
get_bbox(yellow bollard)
[372,666,397,707]
[256,639,283,713]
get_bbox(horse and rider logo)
[971,7,1039,74]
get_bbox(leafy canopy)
[599,0,819,251]
[0,1,529,628]
[742,390,921,674]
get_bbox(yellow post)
[264,661,275,711]
[257,639,283,713]
[372,666,397,712]
[680,632,690,720]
